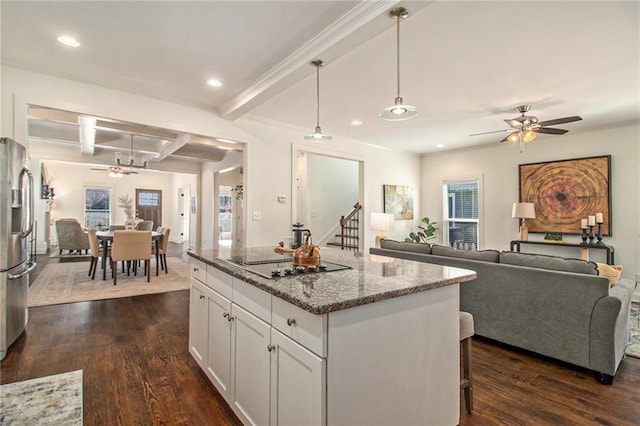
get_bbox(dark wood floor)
[2,289,639,425]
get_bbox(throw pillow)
[596,263,623,287]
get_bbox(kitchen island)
[187,247,476,426]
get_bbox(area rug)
[0,370,83,425]
[627,302,640,359]
[28,257,190,307]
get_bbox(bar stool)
[460,311,474,413]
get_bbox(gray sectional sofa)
[370,240,637,383]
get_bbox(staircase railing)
[339,202,361,251]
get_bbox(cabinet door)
[188,277,208,367]
[231,304,271,426]
[270,329,326,426]
[205,290,232,398]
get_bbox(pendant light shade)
[379,7,418,121]
[305,60,332,141]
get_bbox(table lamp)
[512,202,535,241]
[370,212,394,248]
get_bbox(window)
[85,186,111,229]
[442,176,481,249]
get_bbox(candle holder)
[595,222,607,246]
[580,227,588,246]
[588,225,595,245]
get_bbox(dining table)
[96,230,163,280]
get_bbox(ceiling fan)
[470,105,582,152]
[90,134,147,177]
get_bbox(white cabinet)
[270,328,326,426]
[230,304,272,426]
[205,288,232,398]
[188,277,208,367]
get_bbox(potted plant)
[405,217,439,243]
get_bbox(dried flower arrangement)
[117,194,135,218]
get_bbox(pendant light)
[379,7,418,121]
[305,60,332,141]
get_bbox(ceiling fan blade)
[90,168,108,171]
[537,116,582,127]
[469,128,510,136]
[535,127,569,135]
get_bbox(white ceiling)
[2,1,638,156]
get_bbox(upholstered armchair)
[136,220,154,230]
[55,218,90,255]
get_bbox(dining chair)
[109,225,126,231]
[87,228,111,279]
[156,228,171,274]
[110,230,152,285]
[136,220,154,231]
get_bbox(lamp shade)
[370,212,394,232]
[512,202,535,219]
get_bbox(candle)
[588,215,596,226]
[581,218,588,229]
[596,212,603,223]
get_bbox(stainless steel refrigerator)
[1,137,36,360]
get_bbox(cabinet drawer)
[272,297,327,357]
[232,279,271,323]
[207,266,233,299]
[191,258,206,283]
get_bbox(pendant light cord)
[396,13,401,99]
[316,63,321,127]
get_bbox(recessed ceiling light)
[57,35,80,47]
[207,79,223,87]
[436,144,445,148]
[350,120,363,126]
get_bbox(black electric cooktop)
[222,256,351,279]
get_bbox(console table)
[510,240,615,265]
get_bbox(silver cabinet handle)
[267,344,276,352]
[199,294,205,300]
[287,318,296,326]
[193,267,199,272]
[223,312,229,319]
[223,312,234,322]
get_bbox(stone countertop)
[187,247,476,315]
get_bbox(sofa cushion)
[596,263,623,286]
[431,245,500,262]
[380,239,431,254]
[499,251,598,275]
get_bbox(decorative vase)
[125,217,135,229]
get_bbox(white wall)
[421,122,640,282]
[305,153,359,245]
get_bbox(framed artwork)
[383,185,414,220]
[519,155,611,236]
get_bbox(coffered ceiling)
[2,1,638,157]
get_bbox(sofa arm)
[589,278,636,376]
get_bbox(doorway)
[136,189,162,228]
[219,187,233,247]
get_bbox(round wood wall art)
[519,155,611,236]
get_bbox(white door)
[231,304,271,426]
[270,329,326,426]
[206,289,232,397]
[188,278,207,367]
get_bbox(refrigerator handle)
[8,261,37,280]
[19,166,34,238]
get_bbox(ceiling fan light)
[507,132,520,144]
[108,169,123,178]
[523,130,537,144]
